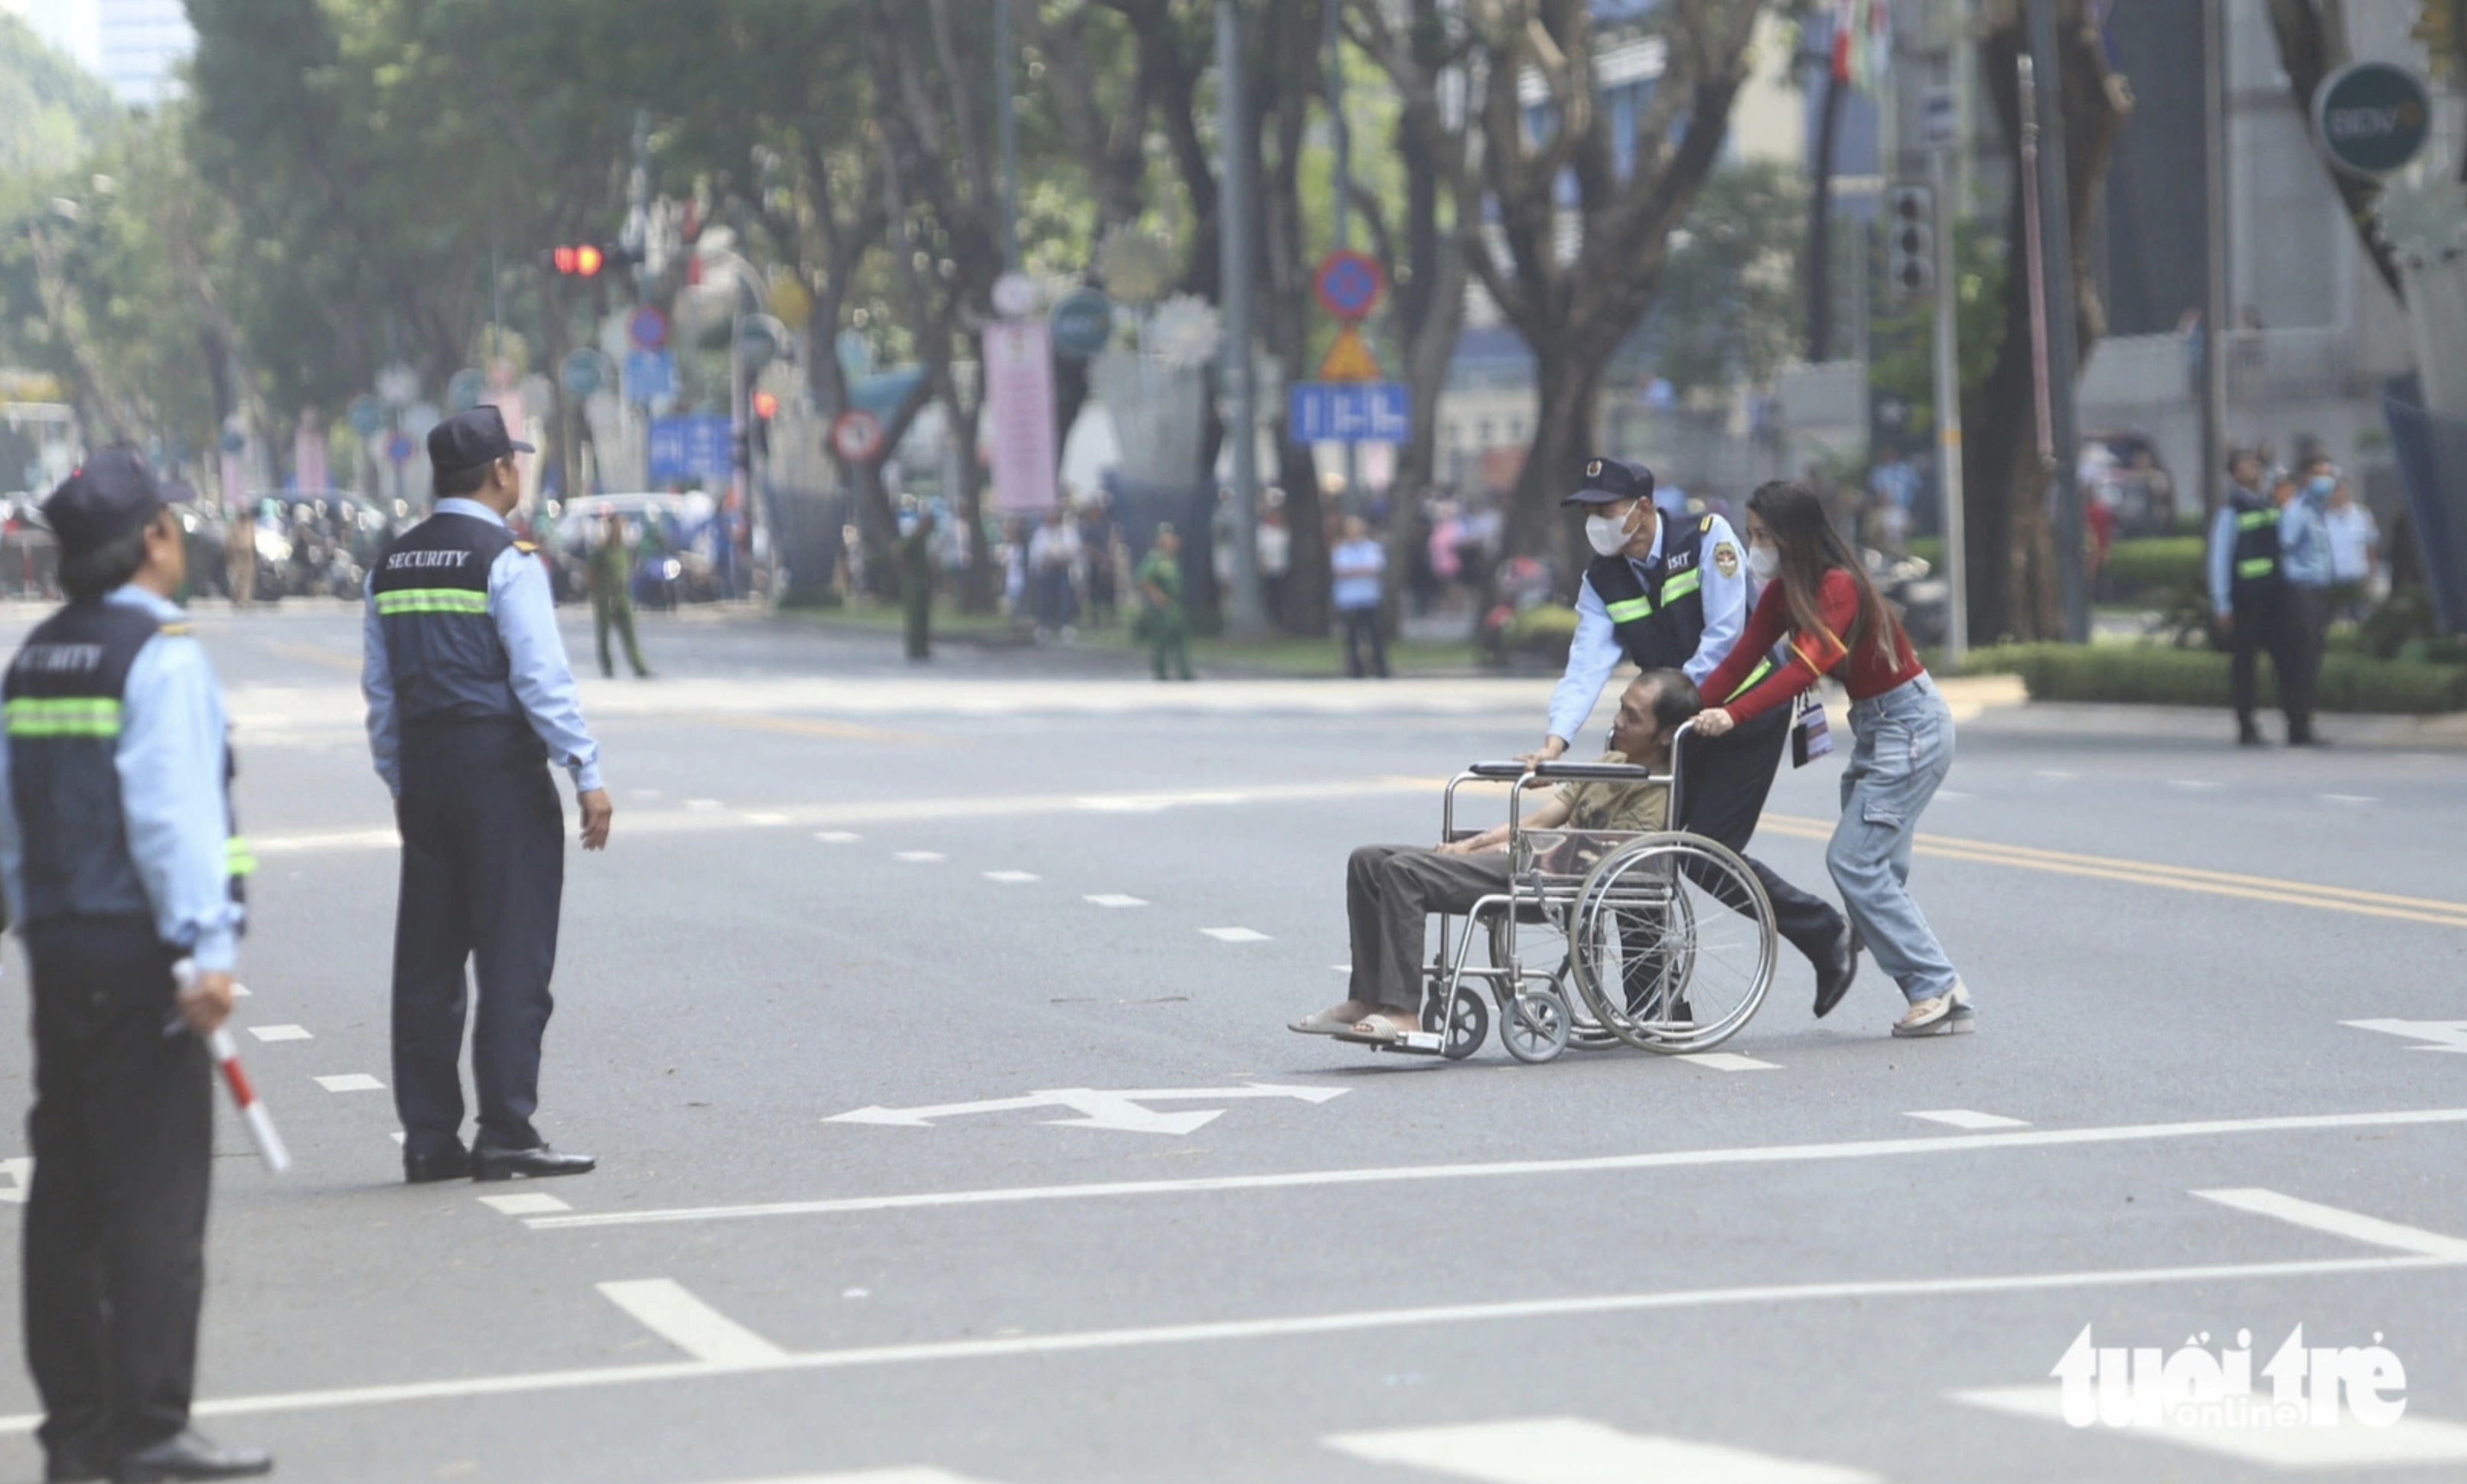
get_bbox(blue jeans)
[1828,673,1960,1004]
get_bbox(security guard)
[2206,445,2301,747]
[0,447,271,1482]
[1523,457,1857,1015]
[363,407,608,1184]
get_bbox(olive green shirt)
[1554,751,1670,834]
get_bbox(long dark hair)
[1744,480,1900,666]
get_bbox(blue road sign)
[1289,382,1410,444]
[624,349,676,403]
[647,414,733,482]
[627,304,670,351]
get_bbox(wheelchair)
[1362,723,1779,1064]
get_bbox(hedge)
[1893,536,2202,604]
[1960,643,2467,714]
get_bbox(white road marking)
[0,1157,28,1204]
[685,799,723,811]
[1076,791,1247,813]
[536,1106,2467,1232]
[1934,790,1971,802]
[22,1248,2456,1432]
[842,1288,870,1300]
[686,1470,1015,1484]
[477,1193,569,1216]
[389,1132,405,1146]
[629,789,665,800]
[1084,893,1147,908]
[813,831,862,845]
[1951,1386,2467,1469]
[743,812,791,826]
[2191,1187,2467,1258]
[313,1074,383,1093]
[892,851,945,864]
[249,1025,311,1043]
[981,871,1040,884]
[1201,926,1271,942]
[680,1459,1006,1469]
[1326,1417,1879,1484]
[2343,1018,2467,1053]
[2169,779,2223,792]
[230,984,251,997]
[1673,1053,1779,1072]
[2322,793,2378,805]
[594,1280,788,1365]
[828,1084,1346,1137]
[1906,1109,2029,1131]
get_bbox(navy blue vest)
[371,512,529,734]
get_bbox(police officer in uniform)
[0,448,272,1482]
[2206,445,2301,747]
[1523,458,1858,1016]
[363,407,609,1184]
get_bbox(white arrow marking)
[0,1158,28,1204]
[825,1083,1347,1136]
[2342,1019,2467,1053]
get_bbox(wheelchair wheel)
[1423,987,1488,1060]
[1565,831,1776,1054]
[1501,987,1572,1064]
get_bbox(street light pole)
[1216,0,1265,636]
[2200,0,2230,517]
[1931,109,1967,671]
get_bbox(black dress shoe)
[471,1141,596,1181]
[404,1145,470,1184]
[1813,922,1861,1019]
[2237,722,2267,747]
[112,1430,272,1482]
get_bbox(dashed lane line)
[1084,894,1148,909]
[249,1025,312,1043]
[1673,1053,1779,1072]
[477,1193,570,1216]
[814,832,862,845]
[520,1105,2467,1233]
[312,1074,383,1093]
[982,871,1041,884]
[1201,927,1271,943]
[1326,1417,1879,1484]
[596,1279,789,1365]
[892,852,946,864]
[1906,1109,2029,1131]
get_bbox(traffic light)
[551,243,605,277]
[751,390,779,419]
[1886,184,1934,299]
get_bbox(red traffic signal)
[751,390,779,419]
[551,243,606,277]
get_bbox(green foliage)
[0,14,117,180]
[1866,219,2009,441]
[1963,642,2467,714]
[2100,535,2205,603]
[1627,161,1806,394]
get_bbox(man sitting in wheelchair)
[1291,669,1701,1044]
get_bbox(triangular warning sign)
[1317,324,1383,383]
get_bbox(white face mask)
[1585,503,1638,558]
[1747,543,1781,583]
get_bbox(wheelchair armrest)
[1526,760,1656,782]
[1466,760,1531,780]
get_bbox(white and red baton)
[171,961,292,1175]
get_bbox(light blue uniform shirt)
[0,585,243,971]
[1330,539,1386,613]
[363,497,603,797]
[2279,480,2335,590]
[1547,512,1747,744]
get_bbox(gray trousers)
[1347,845,1514,1010]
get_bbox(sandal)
[1332,1012,1416,1046]
[1892,982,1973,1038]
[1289,1007,1362,1037]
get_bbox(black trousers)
[1340,608,1389,678]
[2230,582,2306,734]
[22,915,212,1463]
[393,721,565,1157]
[2283,585,2329,737]
[1673,707,1845,967]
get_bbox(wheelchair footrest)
[1372,1030,1448,1056]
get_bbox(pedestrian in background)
[363,406,608,1187]
[223,505,256,609]
[1695,479,1970,1039]
[1257,503,1292,629]
[2277,454,2338,746]
[588,513,651,679]
[1,447,273,1482]
[2325,476,2380,622]
[1080,499,1119,627]
[2207,445,2300,747]
[1330,514,1390,679]
[1028,506,1081,641]
[902,509,937,662]
[1136,524,1193,682]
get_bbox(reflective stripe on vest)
[1660,568,1703,605]
[4,696,122,737]
[2237,557,2276,579]
[225,835,257,877]
[374,588,490,617]
[1604,595,1653,623]
[2236,509,2276,532]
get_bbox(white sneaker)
[1892,982,1974,1038]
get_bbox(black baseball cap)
[1562,456,1656,507]
[426,405,534,477]
[41,445,186,554]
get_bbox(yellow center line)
[1761,815,2467,929]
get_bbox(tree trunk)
[1511,350,1603,586]
[1261,0,1330,636]
[1807,69,1847,362]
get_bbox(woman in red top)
[1694,480,1970,1037]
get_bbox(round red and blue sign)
[1313,249,1383,322]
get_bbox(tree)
[1370,0,1769,572]
[1958,0,2130,644]
[1628,159,1805,397]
